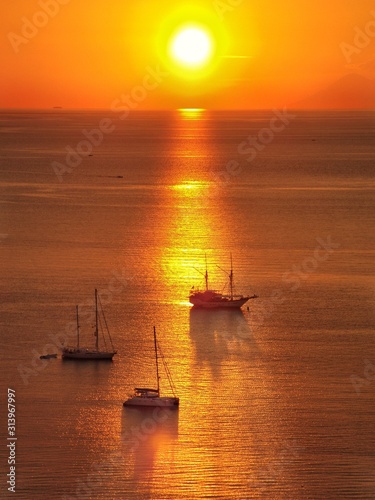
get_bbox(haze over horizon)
[2,0,375,109]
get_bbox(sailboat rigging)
[62,289,117,360]
[123,327,179,407]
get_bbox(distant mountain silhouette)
[293,73,375,109]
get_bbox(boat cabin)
[134,388,159,398]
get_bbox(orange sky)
[2,0,375,109]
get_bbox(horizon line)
[1,107,374,112]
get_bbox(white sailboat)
[123,327,179,408]
[189,254,258,309]
[62,289,117,360]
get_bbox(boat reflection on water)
[120,406,179,489]
[121,331,179,484]
[189,308,260,374]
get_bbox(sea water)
[0,109,374,499]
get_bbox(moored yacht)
[189,254,257,309]
[62,289,117,360]
[123,327,179,408]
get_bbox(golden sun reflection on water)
[170,180,211,191]
[114,110,274,498]
[178,108,206,120]
[154,111,226,306]
[159,179,225,305]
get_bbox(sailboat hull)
[62,348,116,360]
[189,290,252,309]
[123,397,179,407]
[189,296,250,309]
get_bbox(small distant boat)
[189,254,258,309]
[123,327,179,408]
[62,289,117,360]
[40,353,57,359]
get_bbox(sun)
[156,7,229,82]
[169,26,213,68]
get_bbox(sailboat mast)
[95,289,99,351]
[205,253,209,290]
[153,326,160,396]
[230,253,234,300]
[76,305,80,348]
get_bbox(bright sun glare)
[170,26,213,68]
